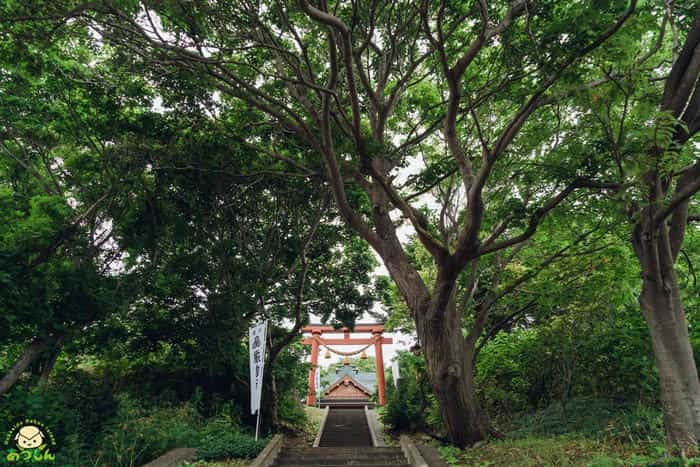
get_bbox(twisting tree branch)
[477,179,622,257]
[269,192,330,360]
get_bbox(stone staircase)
[268,407,410,467]
[319,408,372,447]
[270,446,410,467]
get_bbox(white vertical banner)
[391,360,400,388]
[249,321,268,415]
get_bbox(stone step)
[278,407,404,465]
[278,448,403,459]
[279,450,404,456]
[143,448,196,467]
[278,450,403,459]
[319,408,372,447]
[282,448,402,452]
[273,446,408,467]
[275,457,407,465]
[273,464,410,467]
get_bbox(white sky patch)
[151,95,167,113]
[66,195,78,209]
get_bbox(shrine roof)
[321,363,377,395]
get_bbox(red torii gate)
[302,323,392,405]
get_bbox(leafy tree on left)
[0,17,157,394]
[0,10,385,432]
[82,85,383,429]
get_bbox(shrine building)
[319,360,376,407]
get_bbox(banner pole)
[255,408,261,441]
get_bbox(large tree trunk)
[634,218,700,454]
[640,274,700,453]
[0,336,54,395]
[414,295,492,446]
[368,182,492,447]
[268,368,280,429]
[39,335,65,387]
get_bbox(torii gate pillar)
[373,330,387,405]
[306,330,321,406]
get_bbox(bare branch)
[370,169,449,258]
[270,194,329,359]
[477,179,622,256]
[298,0,369,162]
[27,189,112,271]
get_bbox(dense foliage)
[0,0,699,464]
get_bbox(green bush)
[612,455,700,467]
[509,397,667,446]
[277,393,306,428]
[96,395,201,467]
[53,369,120,445]
[0,370,118,465]
[0,373,270,466]
[381,381,423,432]
[380,352,443,435]
[476,331,537,416]
[604,405,664,444]
[195,415,266,460]
[476,306,659,418]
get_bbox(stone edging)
[364,406,386,447]
[400,434,429,467]
[312,406,330,447]
[250,434,284,467]
[142,448,197,467]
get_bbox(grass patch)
[441,436,649,466]
[442,437,700,466]
[434,398,700,466]
[509,398,616,437]
[89,395,265,466]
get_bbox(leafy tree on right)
[571,8,699,454]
